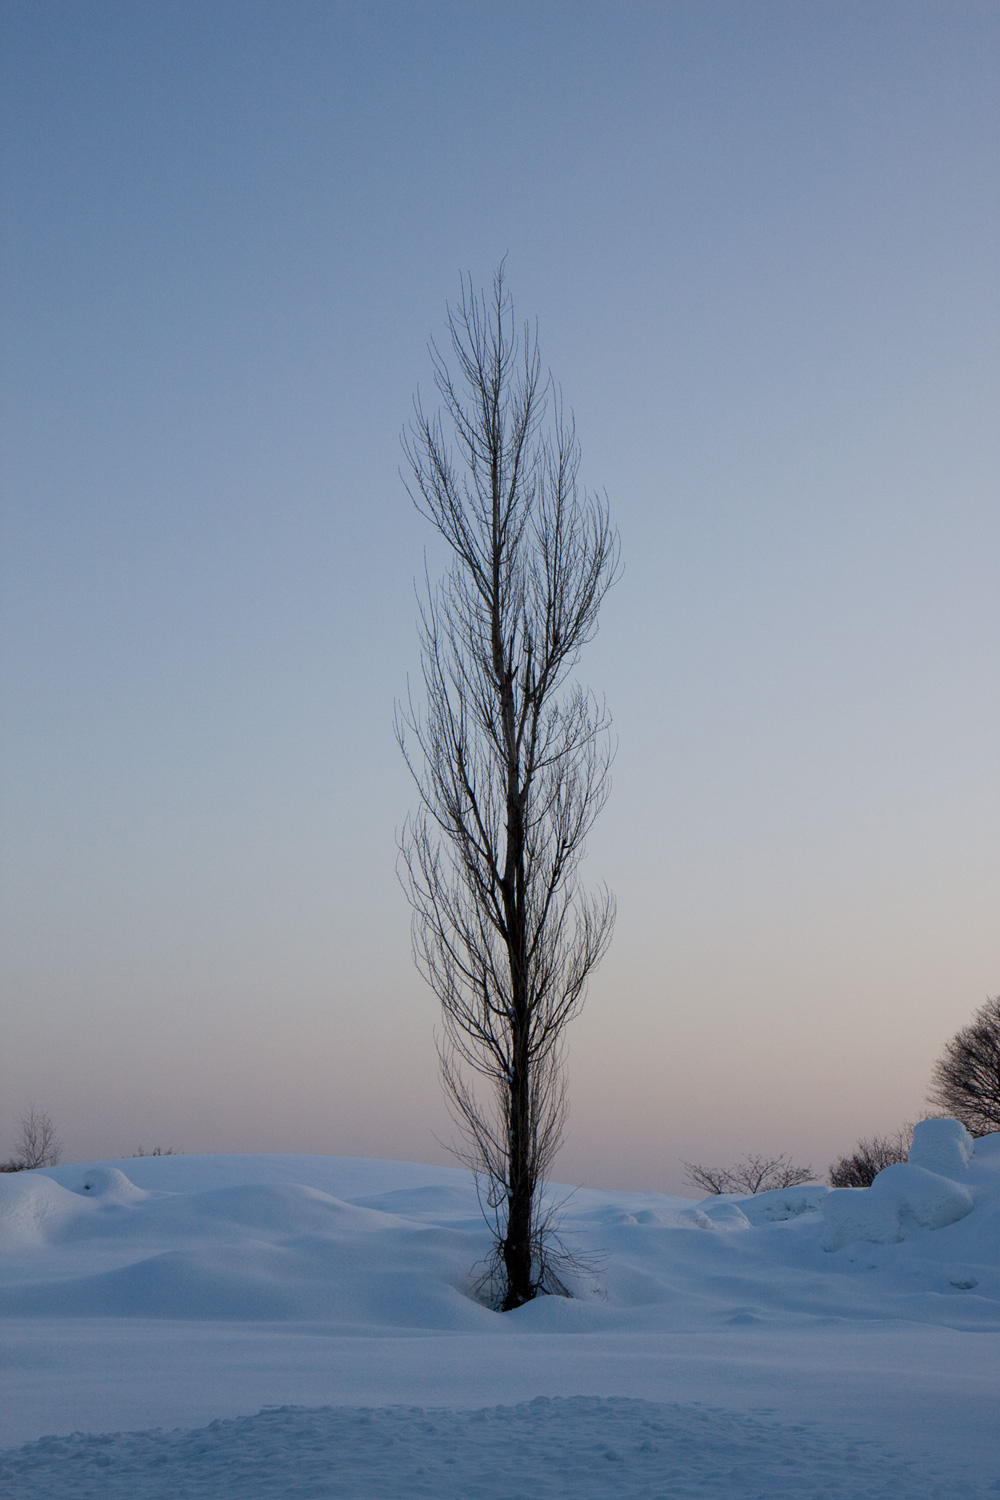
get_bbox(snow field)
[1,1119,998,1495]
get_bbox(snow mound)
[162,1182,405,1237]
[732,1182,829,1224]
[66,1168,149,1203]
[0,1174,88,1248]
[698,1200,751,1228]
[907,1117,975,1175]
[2,1396,993,1500]
[821,1161,974,1250]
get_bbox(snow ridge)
[1,1396,992,1500]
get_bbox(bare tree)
[929,996,1000,1137]
[14,1107,62,1169]
[828,1125,912,1187]
[398,268,618,1310]
[683,1153,815,1195]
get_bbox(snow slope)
[1,1120,998,1496]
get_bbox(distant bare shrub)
[7,1107,62,1170]
[683,1153,815,1195]
[131,1147,177,1157]
[1,1108,62,1170]
[828,1125,912,1188]
[928,995,1000,1138]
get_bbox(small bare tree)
[929,995,1000,1137]
[683,1153,815,1195]
[398,268,618,1310]
[15,1107,62,1169]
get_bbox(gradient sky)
[1,1,997,1191]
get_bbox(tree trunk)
[502,1012,534,1308]
[500,727,535,1307]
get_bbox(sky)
[1,0,997,1192]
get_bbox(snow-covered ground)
[1,1119,998,1496]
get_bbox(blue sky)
[1,1,997,1188]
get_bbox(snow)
[820,1121,984,1252]
[821,1162,975,1250]
[1,1128,998,1496]
[907,1116,976,1176]
[3,1398,991,1499]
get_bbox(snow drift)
[820,1119,978,1251]
[0,1123,998,1495]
